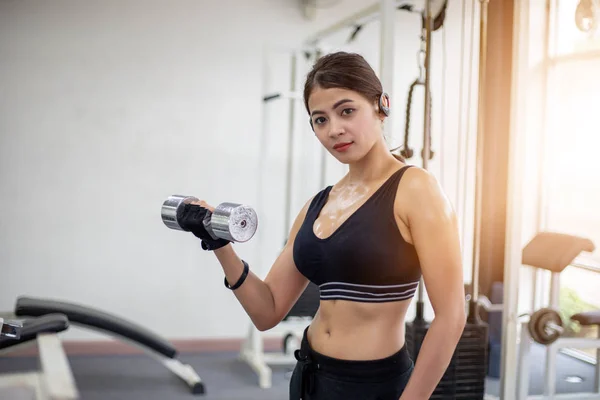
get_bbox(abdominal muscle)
[306,298,412,361]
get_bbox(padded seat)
[571,310,600,326]
[15,296,177,358]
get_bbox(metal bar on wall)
[532,0,553,314]
[303,0,411,46]
[283,53,298,237]
[415,0,434,309]
[500,0,531,397]
[469,0,490,309]
[380,0,397,143]
[304,3,381,45]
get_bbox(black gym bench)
[0,296,207,398]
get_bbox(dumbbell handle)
[161,195,220,240]
[476,295,504,312]
[161,195,258,243]
[545,322,564,335]
[161,195,199,231]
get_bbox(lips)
[333,142,353,151]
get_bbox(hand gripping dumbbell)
[161,195,258,243]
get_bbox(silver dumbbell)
[161,195,258,243]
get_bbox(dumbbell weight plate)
[211,202,258,243]
[528,308,563,345]
[161,195,199,231]
[528,315,545,345]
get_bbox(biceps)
[264,244,310,321]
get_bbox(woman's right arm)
[212,198,313,331]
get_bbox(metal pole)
[422,0,433,168]
[549,272,560,308]
[255,44,272,272]
[313,49,328,189]
[531,0,551,326]
[414,0,433,315]
[501,0,530,397]
[380,0,396,92]
[380,0,398,153]
[304,2,384,45]
[536,0,552,233]
[467,0,489,322]
[283,53,297,238]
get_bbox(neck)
[346,139,402,184]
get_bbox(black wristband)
[201,238,230,251]
[224,260,249,290]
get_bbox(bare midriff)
[306,298,412,361]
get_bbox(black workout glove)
[178,204,230,251]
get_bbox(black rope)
[402,79,434,160]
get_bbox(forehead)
[307,87,364,112]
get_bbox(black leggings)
[289,327,414,400]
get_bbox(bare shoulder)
[395,166,455,225]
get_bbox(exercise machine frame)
[0,315,78,400]
[0,334,78,400]
[479,232,598,400]
[516,267,600,399]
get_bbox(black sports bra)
[292,166,422,303]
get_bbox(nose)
[327,118,345,138]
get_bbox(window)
[543,56,600,267]
[543,0,600,266]
[544,0,600,363]
[551,0,600,56]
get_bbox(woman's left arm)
[397,168,466,400]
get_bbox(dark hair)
[303,51,404,162]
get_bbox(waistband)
[295,326,413,382]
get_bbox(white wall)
[0,0,481,341]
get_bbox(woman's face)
[307,87,384,164]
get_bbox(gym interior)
[1,0,599,399]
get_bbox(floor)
[0,343,596,399]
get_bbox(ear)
[379,92,390,117]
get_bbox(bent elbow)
[436,307,467,334]
[255,316,280,332]
[453,303,467,325]
[255,322,272,332]
[454,308,467,334]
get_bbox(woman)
[180,51,466,400]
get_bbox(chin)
[332,152,362,165]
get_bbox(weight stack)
[406,310,488,399]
